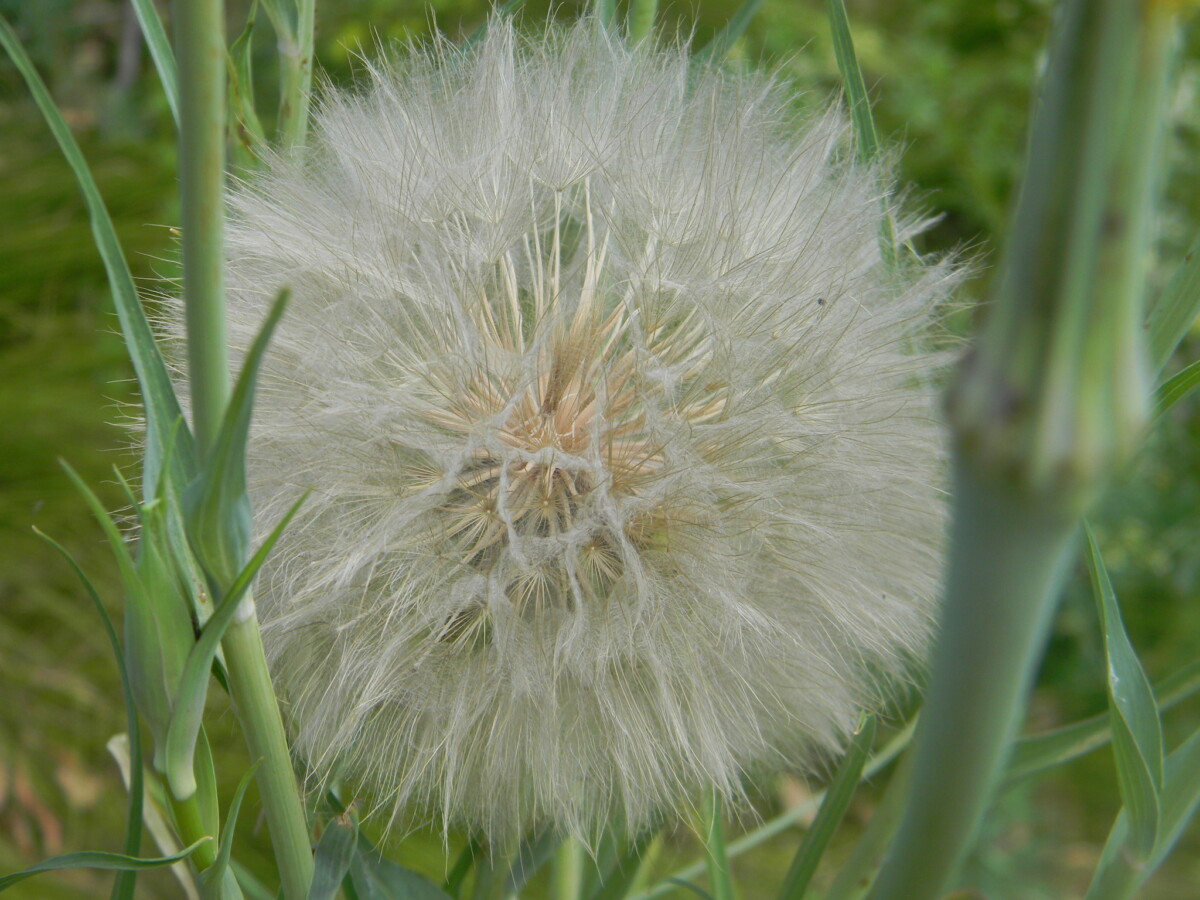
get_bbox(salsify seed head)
[207,18,957,844]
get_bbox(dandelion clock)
[200,18,957,845]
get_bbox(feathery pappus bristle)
[195,17,959,845]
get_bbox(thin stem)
[276,0,315,153]
[222,608,315,900]
[171,792,219,872]
[174,0,228,459]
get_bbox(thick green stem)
[866,465,1079,899]
[174,0,229,459]
[223,607,315,900]
[553,837,585,900]
[171,791,219,872]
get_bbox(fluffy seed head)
[211,19,956,844]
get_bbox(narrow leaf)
[1147,230,1200,372]
[779,714,877,900]
[590,830,658,900]
[228,2,268,166]
[0,14,195,499]
[593,0,616,29]
[309,823,358,900]
[197,765,259,897]
[825,0,897,263]
[35,530,144,900]
[165,489,308,799]
[695,0,765,62]
[348,839,454,900]
[1153,357,1200,420]
[443,840,479,898]
[506,826,559,893]
[702,791,734,900]
[1006,658,1200,785]
[0,842,211,891]
[129,0,179,124]
[1086,525,1164,860]
[231,861,277,900]
[186,290,289,593]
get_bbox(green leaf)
[591,830,659,900]
[308,822,358,900]
[700,790,734,900]
[0,841,212,891]
[1152,357,1200,420]
[1006,659,1200,785]
[506,827,559,893]
[1147,230,1200,372]
[186,290,289,594]
[593,0,616,29]
[129,0,179,125]
[1086,723,1200,899]
[443,840,480,898]
[779,714,877,900]
[232,860,278,900]
[229,2,268,167]
[34,530,144,900]
[198,766,259,899]
[348,840,454,900]
[825,0,897,264]
[0,14,195,500]
[1086,525,1164,861]
[165,488,308,800]
[695,0,765,62]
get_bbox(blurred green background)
[1,1,1198,897]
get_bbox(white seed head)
[213,19,957,844]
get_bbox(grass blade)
[1148,230,1200,372]
[34,530,145,900]
[1086,525,1163,861]
[779,715,877,900]
[229,2,268,167]
[701,791,735,900]
[1152,357,1200,420]
[0,841,211,891]
[308,822,357,900]
[695,0,765,62]
[825,0,897,264]
[589,830,658,900]
[130,0,179,125]
[0,13,195,500]
[197,765,259,898]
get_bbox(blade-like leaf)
[1147,229,1200,372]
[165,489,308,799]
[1086,723,1200,899]
[591,830,659,900]
[197,766,259,898]
[506,826,559,893]
[0,14,195,499]
[186,290,289,594]
[0,841,211,891]
[825,0,897,264]
[443,840,479,898]
[228,2,268,166]
[779,714,877,900]
[1006,658,1200,785]
[701,791,734,900]
[309,822,358,900]
[696,0,765,62]
[231,861,277,900]
[1086,525,1163,861]
[348,840,454,900]
[1153,357,1200,420]
[35,530,144,900]
[129,0,179,124]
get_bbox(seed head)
[213,19,957,844]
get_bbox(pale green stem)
[553,836,585,900]
[171,791,219,872]
[223,607,315,900]
[175,1,315,896]
[174,0,228,456]
[701,788,735,900]
[866,467,1079,900]
[629,0,659,43]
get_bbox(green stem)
[553,836,585,900]
[171,792,219,873]
[866,465,1078,900]
[276,0,315,153]
[222,608,315,900]
[174,0,229,459]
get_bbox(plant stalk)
[223,605,315,899]
[276,0,315,153]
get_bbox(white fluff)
[208,19,957,844]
